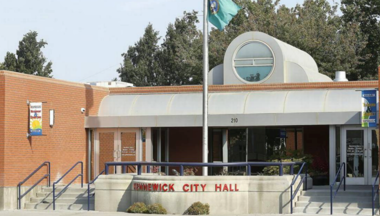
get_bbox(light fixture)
[50,109,55,127]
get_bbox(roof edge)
[0,70,109,91]
[109,81,378,94]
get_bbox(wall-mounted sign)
[133,183,239,192]
[361,90,377,128]
[29,102,43,136]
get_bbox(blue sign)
[361,90,377,128]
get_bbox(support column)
[165,129,170,175]
[157,128,162,162]
[329,125,336,183]
[222,129,228,172]
[87,129,92,182]
[157,128,162,173]
[146,128,152,162]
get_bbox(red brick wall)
[0,75,4,187]
[0,71,108,187]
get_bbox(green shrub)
[263,154,312,176]
[147,203,167,214]
[185,202,210,215]
[127,202,148,213]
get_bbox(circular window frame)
[232,40,276,84]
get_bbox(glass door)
[342,127,378,185]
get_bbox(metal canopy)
[85,89,372,128]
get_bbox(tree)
[0,31,53,77]
[118,24,162,86]
[341,0,380,79]
[158,11,203,85]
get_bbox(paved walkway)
[0,210,334,216]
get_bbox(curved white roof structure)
[85,89,376,128]
[210,31,332,85]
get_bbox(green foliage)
[118,11,203,86]
[127,202,149,213]
[263,151,313,175]
[1,31,53,77]
[118,24,161,86]
[341,0,380,80]
[147,204,167,214]
[185,202,210,215]
[119,0,377,85]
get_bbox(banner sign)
[361,90,377,128]
[29,102,43,136]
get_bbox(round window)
[234,41,274,83]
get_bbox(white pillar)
[146,128,152,162]
[329,125,336,184]
[222,129,228,172]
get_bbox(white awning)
[85,89,375,128]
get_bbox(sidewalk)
[0,210,333,216]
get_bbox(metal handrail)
[290,162,308,214]
[53,161,83,210]
[372,171,379,215]
[87,169,105,211]
[105,161,300,176]
[17,161,50,209]
[330,162,346,215]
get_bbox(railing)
[105,161,301,176]
[330,162,346,215]
[372,171,379,216]
[53,161,83,210]
[17,161,50,209]
[290,162,308,214]
[87,169,105,211]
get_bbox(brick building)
[0,31,378,210]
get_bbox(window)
[234,41,274,83]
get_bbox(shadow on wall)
[117,183,132,211]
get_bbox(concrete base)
[0,186,43,210]
[95,174,304,214]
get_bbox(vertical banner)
[30,102,43,136]
[361,90,377,128]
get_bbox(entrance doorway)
[94,128,140,176]
[341,127,378,185]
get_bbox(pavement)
[0,211,336,216]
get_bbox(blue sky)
[0,0,339,83]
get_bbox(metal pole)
[53,183,56,210]
[81,162,83,188]
[18,185,21,209]
[88,183,90,211]
[330,185,333,215]
[202,0,209,176]
[290,185,293,214]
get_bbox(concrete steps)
[294,186,378,215]
[23,184,94,211]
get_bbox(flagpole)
[202,0,209,176]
